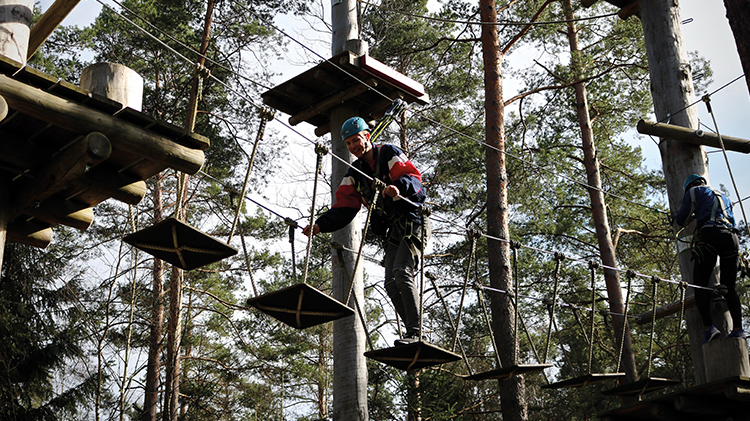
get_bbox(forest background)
[1,0,748,420]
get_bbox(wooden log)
[11,132,111,213]
[635,295,695,324]
[0,0,33,64]
[81,62,143,112]
[0,73,205,174]
[7,220,53,248]
[314,123,331,137]
[289,78,378,126]
[0,94,7,122]
[25,197,93,230]
[27,0,81,60]
[702,337,750,382]
[638,119,750,154]
[73,168,147,205]
[725,383,750,402]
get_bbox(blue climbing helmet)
[341,117,369,139]
[683,174,706,192]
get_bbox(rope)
[587,261,599,374]
[451,230,479,351]
[702,95,750,239]
[426,272,473,374]
[334,246,375,351]
[646,277,659,378]
[301,143,328,285]
[616,270,634,373]
[344,182,382,306]
[228,108,274,242]
[542,252,565,363]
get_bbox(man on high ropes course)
[675,174,746,344]
[303,116,430,346]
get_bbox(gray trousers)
[384,219,430,336]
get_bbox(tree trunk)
[723,0,750,97]
[561,0,638,383]
[330,1,369,419]
[480,0,527,419]
[142,174,166,421]
[639,0,711,384]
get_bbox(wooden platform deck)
[599,376,750,420]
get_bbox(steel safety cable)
[702,95,750,239]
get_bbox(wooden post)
[702,338,750,382]
[0,0,33,64]
[0,0,32,271]
[330,1,369,419]
[81,63,144,111]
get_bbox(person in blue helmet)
[302,116,429,346]
[675,174,745,343]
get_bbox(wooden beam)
[73,167,147,205]
[25,197,93,230]
[0,74,205,174]
[7,221,53,248]
[635,295,695,325]
[288,78,378,126]
[11,132,111,213]
[581,0,598,6]
[313,69,345,91]
[27,0,82,60]
[637,119,750,154]
[725,384,750,402]
[314,123,331,138]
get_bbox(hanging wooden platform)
[0,54,208,248]
[603,377,680,397]
[246,283,355,329]
[261,51,429,137]
[460,364,553,381]
[600,376,750,421]
[364,341,461,371]
[123,217,236,271]
[542,372,626,389]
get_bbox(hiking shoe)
[703,326,721,344]
[394,332,420,346]
[727,329,748,339]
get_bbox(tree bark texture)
[723,0,750,98]
[562,0,638,383]
[142,173,165,421]
[639,0,711,384]
[480,0,527,419]
[330,2,369,418]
